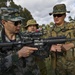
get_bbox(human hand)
[50,44,62,52]
[18,46,38,58]
[61,43,74,51]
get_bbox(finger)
[29,47,38,51]
[26,52,31,56]
[57,44,62,46]
[57,49,61,52]
[25,54,30,57]
[51,49,56,52]
[30,50,34,53]
[23,53,29,57]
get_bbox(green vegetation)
[0,0,74,32]
[0,0,33,31]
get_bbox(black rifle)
[0,35,75,58]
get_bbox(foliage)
[0,0,7,7]
[0,0,33,31]
[50,22,54,25]
[68,16,75,22]
[20,8,33,25]
[0,0,54,32]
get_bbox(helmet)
[0,7,24,21]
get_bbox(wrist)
[17,51,22,58]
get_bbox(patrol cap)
[0,7,24,21]
[49,4,70,15]
[25,19,38,28]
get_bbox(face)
[53,13,66,25]
[27,25,37,32]
[2,20,21,34]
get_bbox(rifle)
[0,35,75,58]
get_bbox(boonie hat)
[49,4,70,15]
[25,19,38,28]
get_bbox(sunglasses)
[53,14,65,17]
[13,21,22,26]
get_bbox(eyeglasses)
[13,21,21,26]
[53,14,65,17]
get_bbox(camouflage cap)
[25,19,38,28]
[0,7,24,21]
[49,4,70,15]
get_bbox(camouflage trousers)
[51,56,75,75]
[25,55,41,75]
[35,57,47,75]
[44,55,52,75]
[2,55,41,75]
[35,55,52,75]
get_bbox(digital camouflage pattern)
[0,7,24,21]
[48,22,75,75]
[0,29,41,75]
[0,7,41,75]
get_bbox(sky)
[12,0,75,25]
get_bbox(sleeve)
[0,52,19,72]
[6,53,19,67]
[72,23,75,46]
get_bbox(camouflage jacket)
[0,28,40,75]
[49,21,75,56]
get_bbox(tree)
[9,0,21,9]
[68,16,73,21]
[0,0,7,7]
[68,16,75,23]
[20,8,33,31]
[0,0,34,31]
[9,0,33,24]
[21,8,33,25]
[50,22,54,25]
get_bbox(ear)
[1,20,6,25]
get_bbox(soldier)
[0,7,40,75]
[24,19,48,75]
[49,4,75,75]
[25,19,38,32]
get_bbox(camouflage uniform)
[49,4,75,75]
[41,27,52,75]
[24,19,48,75]
[0,7,40,75]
